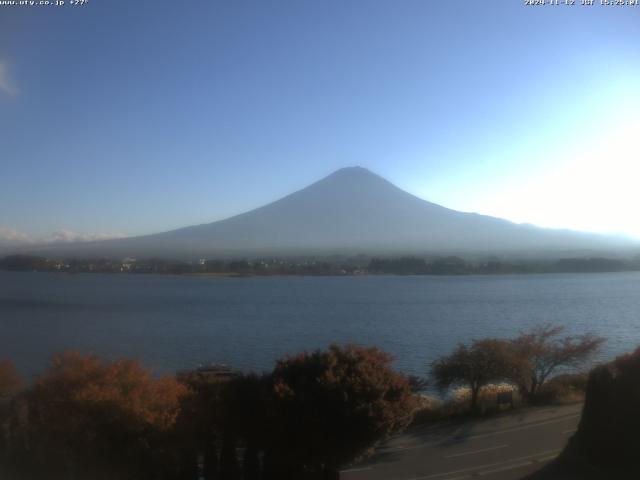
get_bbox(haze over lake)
[2,271,639,379]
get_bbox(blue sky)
[1,0,639,241]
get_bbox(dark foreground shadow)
[524,456,640,480]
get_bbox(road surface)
[341,403,582,480]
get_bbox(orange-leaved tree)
[0,360,23,399]
[0,359,24,476]
[24,351,188,480]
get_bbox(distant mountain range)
[11,167,638,259]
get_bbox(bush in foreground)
[11,352,189,480]
[266,344,416,478]
[569,346,640,473]
[528,346,640,480]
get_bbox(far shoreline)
[3,269,640,279]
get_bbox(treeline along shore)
[1,324,636,480]
[2,254,640,276]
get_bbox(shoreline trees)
[431,339,518,413]
[430,325,605,413]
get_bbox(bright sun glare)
[480,107,640,239]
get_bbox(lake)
[1,271,640,379]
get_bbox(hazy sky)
[1,0,639,241]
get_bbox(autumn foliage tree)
[431,339,517,413]
[21,351,189,480]
[0,360,23,476]
[511,324,605,400]
[0,360,23,399]
[266,344,416,478]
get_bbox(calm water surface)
[1,271,640,378]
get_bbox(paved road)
[341,404,582,480]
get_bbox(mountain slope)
[21,167,636,258]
